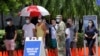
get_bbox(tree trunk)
[19,16,23,29]
[1,11,4,29]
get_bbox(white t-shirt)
[65,28,70,39]
[22,23,35,38]
[51,24,58,39]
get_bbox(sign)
[83,15,97,30]
[96,0,100,6]
[24,38,41,56]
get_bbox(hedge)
[0,30,85,50]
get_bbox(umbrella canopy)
[20,5,50,17]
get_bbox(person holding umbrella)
[36,16,47,56]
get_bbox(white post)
[84,40,87,56]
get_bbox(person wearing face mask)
[85,20,98,56]
[67,18,78,56]
[36,16,47,56]
[22,17,36,40]
[56,15,66,56]
[4,18,17,56]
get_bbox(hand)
[85,34,88,37]
[13,38,16,41]
[75,38,78,42]
[92,37,95,39]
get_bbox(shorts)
[4,39,16,50]
[51,39,57,48]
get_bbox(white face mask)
[26,20,30,23]
[56,19,60,22]
[7,21,10,25]
[89,23,92,26]
[38,20,42,22]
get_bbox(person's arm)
[74,25,78,42]
[35,24,38,39]
[4,32,7,40]
[14,30,17,41]
[33,28,36,37]
[93,28,98,39]
[42,23,47,42]
[4,27,7,39]
[65,29,68,37]
[22,25,25,40]
[85,34,88,37]
[84,27,88,37]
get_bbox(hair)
[87,20,95,30]
[67,18,74,22]
[6,18,12,21]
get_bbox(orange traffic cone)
[78,48,81,56]
[3,51,6,56]
[84,47,89,56]
[81,48,84,56]
[14,50,17,56]
[71,48,75,56]
[17,50,23,56]
[0,51,2,56]
[47,49,51,56]
[98,47,100,56]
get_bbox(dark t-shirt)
[85,27,98,38]
[70,25,78,41]
[5,25,16,40]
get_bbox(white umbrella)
[19,5,50,17]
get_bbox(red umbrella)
[19,5,50,17]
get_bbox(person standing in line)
[67,18,78,56]
[51,19,58,56]
[85,20,98,56]
[65,23,71,56]
[36,16,47,56]
[22,17,36,40]
[56,15,66,56]
[4,18,17,56]
[43,18,52,55]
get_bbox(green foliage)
[1,0,100,18]
[77,33,84,48]
[0,30,85,50]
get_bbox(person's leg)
[71,41,77,56]
[9,40,15,56]
[66,38,71,56]
[85,38,90,56]
[4,40,11,56]
[89,39,95,56]
[52,39,58,56]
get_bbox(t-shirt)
[5,25,16,40]
[22,23,35,38]
[70,25,78,41]
[65,28,70,39]
[51,24,58,39]
[85,26,98,38]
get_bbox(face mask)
[89,23,92,26]
[7,21,10,25]
[38,20,42,22]
[56,19,60,22]
[26,20,30,23]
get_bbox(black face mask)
[56,22,59,24]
